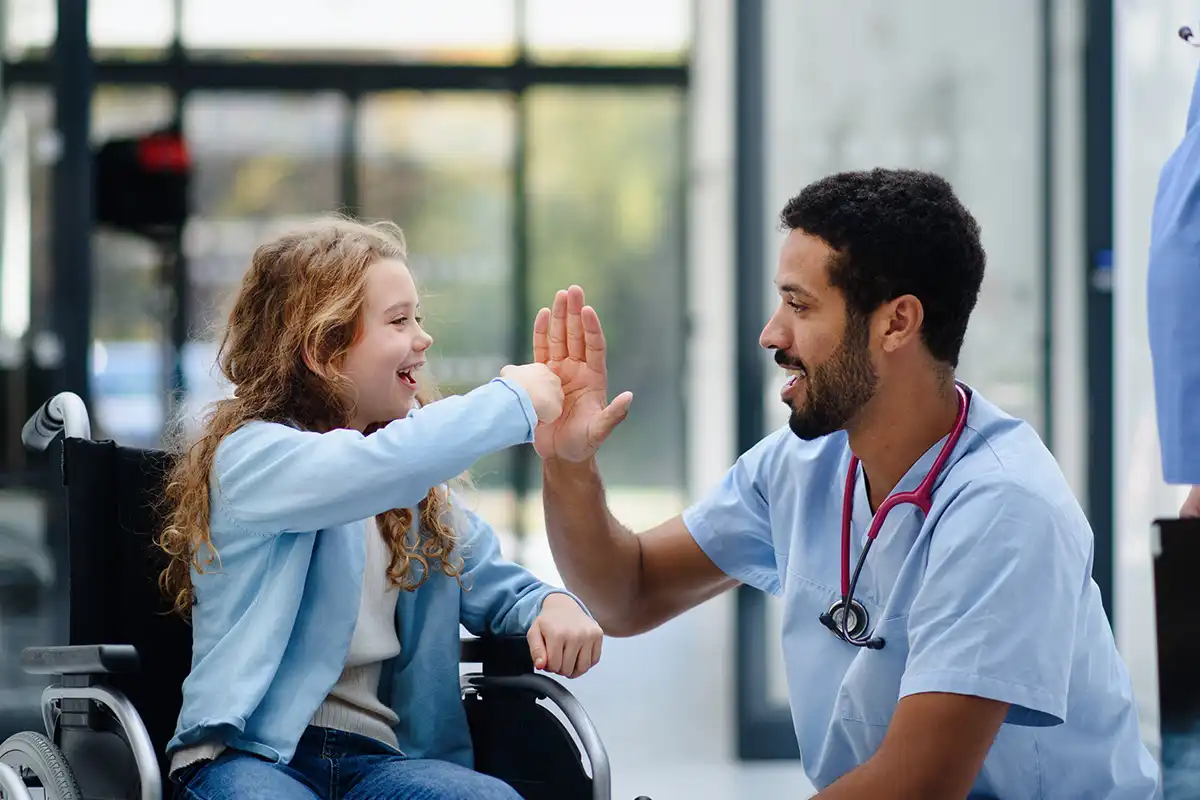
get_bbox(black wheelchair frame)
[0,392,644,800]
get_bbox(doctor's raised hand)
[531,285,634,461]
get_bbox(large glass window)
[0,87,53,739]
[6,0,695,65]
[358,91,518,536]
[526,86,687,512]
[3,0,53,58]
[0,83,177,734]
[524,0,690,64]
[181,92,347,436]
[4,89,51,336]
[5,0,176,59]
[181,0,517,63]
[91,86,175,448]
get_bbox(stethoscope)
[818,383,970,650]
[1181,26,1200,45]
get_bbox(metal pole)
[164,0,188,419]
[51,0,93,407]
[42,0,92,673]
[1084,0,1114,625]
[511,0,531,547]
[1039,0,1055,449]
[732,0,799,762]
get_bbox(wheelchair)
[0,392,648,800]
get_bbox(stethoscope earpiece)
[1181,26,1200,46]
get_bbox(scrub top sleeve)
[900,480,1088,727]
[681,430,785,596]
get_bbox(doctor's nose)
[760,312,790,352]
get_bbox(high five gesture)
[531,285,633,462]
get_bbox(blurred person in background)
[533,170,1161,799]
[1148,48,1200,519]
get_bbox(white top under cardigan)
[170,516,401,774]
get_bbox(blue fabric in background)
[1149,60,1200,485]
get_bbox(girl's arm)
[454,500,590,637]
[214,378,537,534]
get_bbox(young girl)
[157,217,602,800]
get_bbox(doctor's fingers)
[548,290,569,362]
[565,285,586,361]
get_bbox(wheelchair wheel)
[0,731,81,800]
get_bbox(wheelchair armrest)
[21,645,140,676]
[460,635,534,676]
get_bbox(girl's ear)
[301,342,327,378]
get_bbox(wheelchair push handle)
[21,392,91,451]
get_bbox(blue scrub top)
[683,386,1161,798]
[1149,60,1200,485]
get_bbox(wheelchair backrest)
[60,438,192,769]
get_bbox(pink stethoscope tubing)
[822,383,970,649]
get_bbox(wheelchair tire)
[0,731,82,800]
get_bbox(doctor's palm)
[531,286,633,463]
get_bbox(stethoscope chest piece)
[822,598,870,640]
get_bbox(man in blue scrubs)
[533,169,1161,798]
[1149,56,1200,518]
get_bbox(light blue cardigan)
[165,377,581,766]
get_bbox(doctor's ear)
[876,295,925,354]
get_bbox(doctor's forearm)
[814,757,961,800]
[542,457,644,634]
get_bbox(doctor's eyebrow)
[776,282,818,302]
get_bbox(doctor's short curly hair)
[779,168,985,369]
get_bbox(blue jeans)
[172,726,522,800]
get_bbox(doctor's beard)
[778,316,878,441]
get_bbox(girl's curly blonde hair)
[157,217,461,618]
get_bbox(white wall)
[1113,0,1200,755]
[762,0,1046,433]
[1049,0,1088,502]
